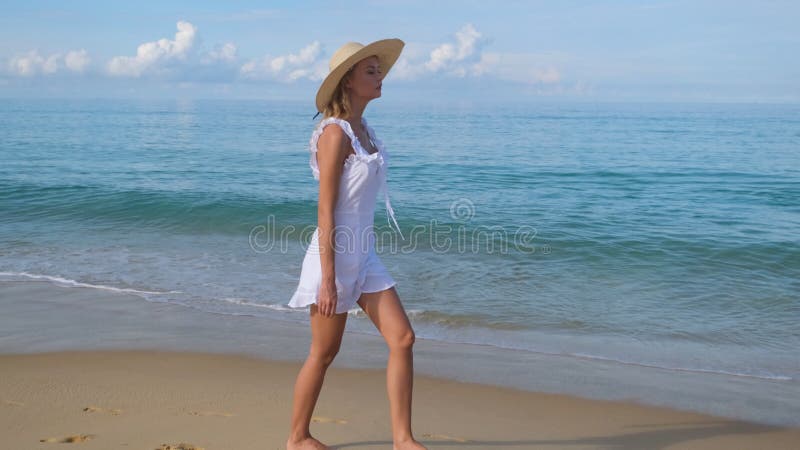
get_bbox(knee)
[388,328,415,351]
[309,346,340,367]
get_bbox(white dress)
[287,116,404,314]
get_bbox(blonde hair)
[321,64,356,120]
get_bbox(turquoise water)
[1,98,799,387]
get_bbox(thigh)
[309,304,348,358]
[356,286,414,347]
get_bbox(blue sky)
[1,0,798,103]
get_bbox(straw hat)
[315,38,405,114]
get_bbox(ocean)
[1,98,798,424]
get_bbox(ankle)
[287,431,311,443]
[393,433,415,443]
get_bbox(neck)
[346,94,368,126]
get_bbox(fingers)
[322,301,330,317]
[328,296,338,317]
[326,297,337,317]
[318,298,336,317]
[317,289,338,317]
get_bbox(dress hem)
[361,281,397,294]
[286,280,396,314]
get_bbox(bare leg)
[287,304,348,450]
[357,286,427,450]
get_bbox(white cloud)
[64,49,90,72]
[41,53,59,74]
[393,23,490,80]
[203,42,237,64]
[425,23,484,73]
[240,41,326,81]
[8,52,43,76]
[104,21,242,82]
[7,49,90,76]
[460,51,562,85]
[470,52,498,76]
[107,20,197,77]
[1,21,567,91]
[388,24,566,87]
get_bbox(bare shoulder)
[317,122,351,159]
[318,122,347,149]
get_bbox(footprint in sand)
[188,410,235,417]
[40,434,95,443]
[83,405,123,415]
[2,399,25,407]
[311,415,348,424]
[156,443,205,450]
[421,432,470,443]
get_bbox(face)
[344,55,383,102]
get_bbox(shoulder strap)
[310,118,357,152]
[307,117,359,180]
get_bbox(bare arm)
[315,124,350,316]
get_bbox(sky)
[1,0,798,104]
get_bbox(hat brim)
[315,38,405,113]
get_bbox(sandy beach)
[1,349,799,450]
[0,281,798,449]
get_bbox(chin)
[362,92,381,102]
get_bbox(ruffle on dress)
[308,117,404,240]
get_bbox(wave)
[0,271,180,296]
[0,180,314,234]
[3,270,794,383]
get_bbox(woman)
[286,39,427,450]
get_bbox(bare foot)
[393,438,427,450]
[286,435,330,450]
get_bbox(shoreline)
[0,279,799,433]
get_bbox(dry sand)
[1,349,799,450]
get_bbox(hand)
[317,278,338,317]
